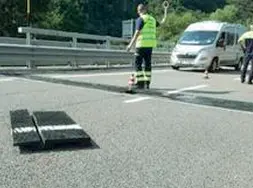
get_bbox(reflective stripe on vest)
[135,71,151,82]
[136,14,157,48]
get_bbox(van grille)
[177,54,197,59]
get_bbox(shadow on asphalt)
[19,139,100,155]
[166,93,253,113]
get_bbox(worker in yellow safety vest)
[127,3,168,89]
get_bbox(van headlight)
[199,56,208,60]
[171,50,178,58]
[171,53,177,61]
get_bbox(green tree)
[0,0,51,36]
[158,10,206,42]
[182,0,226,13]
[226,0,253,26]
[38,0,63,29]
[209,5,238,23]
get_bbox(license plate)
[179,59,190,64]
[181,60,189,64]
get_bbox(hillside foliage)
[1,0,252,43]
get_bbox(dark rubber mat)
[10,109,41,147]
[32,111,91,148]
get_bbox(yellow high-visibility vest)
[136,14,157,48]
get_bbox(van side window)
[235,34,239,44]
[217,32,226,44]
[226,32,235,46]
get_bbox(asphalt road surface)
[1,67,253,188]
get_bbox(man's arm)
[126,17,144,51]
[126,30,141,51]
[155,12,167,27]
[156,17,166,28]
[160,16,166,25]
[158,3,169,25]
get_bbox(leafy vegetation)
[1,0,252,43]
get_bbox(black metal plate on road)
[10,109,41,147]
[32,111,91,148]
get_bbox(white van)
[170,21,247,71]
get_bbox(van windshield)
[178,31,218,45]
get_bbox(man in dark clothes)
[127,3,168,89]
[238,25,253,84]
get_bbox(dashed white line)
[167,84,208,94]
[124,96,152,103]
[48,69,172,78]
[124,84,208,104]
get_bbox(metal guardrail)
[17,27,173,51]
[0,27,172,69]
[0,37,106,49]
[18,27,129,49]
[0,43,171,68]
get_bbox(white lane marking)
[234,77,240,81]
[12,124,82,133]
[0,77,17,82]
[124,96,152,103]
[48,69,172,78]
[167,84,208,94]
[19,78,47,84]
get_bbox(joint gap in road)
[48,69,173,78]
[19,75,253,114]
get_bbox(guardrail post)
[72,37,77,48]
[106,36,111,49]
[72,37,77,67]
[26,32,31,45]
[25,31,33,69]
[106,61,110,68]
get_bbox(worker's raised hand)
[162,1,170,9]
[161,1,169,24]
[126,44,132,52]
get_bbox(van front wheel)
[208,58,218,72]
[171,66,180,70]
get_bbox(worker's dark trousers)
[241,54,253,83]
[134,47,153,88]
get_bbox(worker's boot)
[144,81,150,89]
[135,81,144,89]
